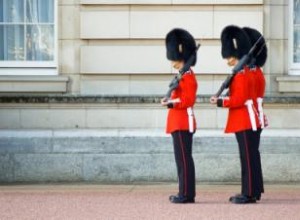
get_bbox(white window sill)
[0,75,69,93]
[0,68,58,76]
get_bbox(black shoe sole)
[230,198,256,204]
[170,199,195,204]
[229,194,257,204]
[170,196,195,204]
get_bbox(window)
[0,0,57,74]
[290,0,300,75]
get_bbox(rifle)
[214,36,264,97]
[165,44,201,99]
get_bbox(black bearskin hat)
[166,28,197,66]
[221,25,252,59]
[243,27,267,67]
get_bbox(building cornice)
[0,95,300,104]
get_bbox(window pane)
[0,25,25,60]
[294,27,300,63]
[26,25,54,61]
[0,0,55,66]
[0,0,25,23]
[294,0,300,63]
[26,0,54,23]
[295,0,300,24]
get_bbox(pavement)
[1,184,300,220]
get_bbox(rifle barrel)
[214,36,264,97]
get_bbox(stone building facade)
[0,0,299,183]
[0,0,297,129]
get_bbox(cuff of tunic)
[217,98,223,107]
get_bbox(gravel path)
[1,184,300,220]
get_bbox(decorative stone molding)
[277,76,300,93]
[0,76,69,93]
[80,0,263,5]
[0,95,300,104]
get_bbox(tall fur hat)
[243,27,267,67]
[166,28,197,66]
[221,25,252,59]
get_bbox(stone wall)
[1,96,300,129]
[59,0,266,95]
[1,129,300,183]
[1,1,294,95]
[0,1,299,184]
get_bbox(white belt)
[187,107,194,133]
[245,100,257,131]
[257,97,264,128]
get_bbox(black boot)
[229,194,256,204]
[169,195,195,204]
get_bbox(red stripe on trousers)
[178,132,188,196]
[243,132,252,196]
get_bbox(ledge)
[80,0,263,5]
[0,95,300,104]
[276,76,300,93]
[0,76,69,93]
[1,129,300,138]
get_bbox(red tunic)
[221,68,259,133]
[166,70,198,134]
[245,66,261,129]
[254,67,266,98]
[245,66,257,103]
[252,66,266,127]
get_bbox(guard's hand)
[210,96,217,104]
[161,97,169,106]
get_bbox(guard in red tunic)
[210,25,262,204]
[161,28,198,204]
[243,26,268,198]
[243,27,267,129]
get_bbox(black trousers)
[171,130,195,198]
[235,128,264,197]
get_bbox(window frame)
[289,0,300,75]
[0,0,58,75]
